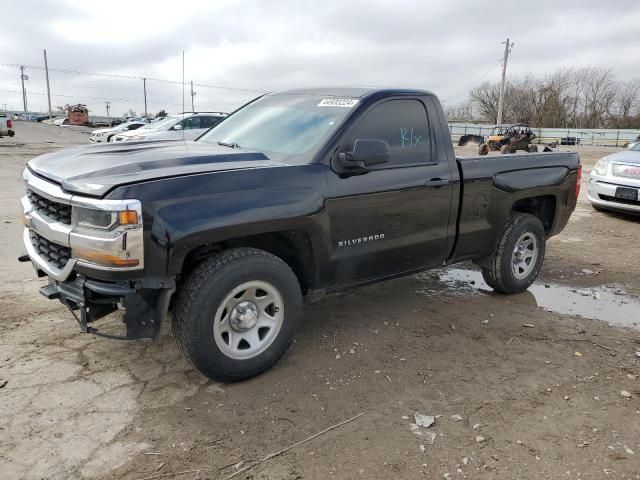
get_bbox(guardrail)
[449,123,640,148]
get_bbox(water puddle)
[419,268,640,329]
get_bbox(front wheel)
[481,213,546,294]
[173,248,302,382]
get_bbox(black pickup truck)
[20,88,580,381]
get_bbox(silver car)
[588,143,640,214]
[112,112,226,142]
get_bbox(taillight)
[7,119,12,129]
[575,165,582,197]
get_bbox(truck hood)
[607,150,640,165]
[28,140,282,197]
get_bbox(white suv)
[112,113,227,142]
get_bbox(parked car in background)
[111,112,227,142]
[0,114,15,138]
[90,120,147,143]
[627,136,640,149]
[588,142,640,215]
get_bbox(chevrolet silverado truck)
[19,88,581,382]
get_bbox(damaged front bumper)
[20,168,173,340]
[20,257,174,340]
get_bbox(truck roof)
[273,87,436,99]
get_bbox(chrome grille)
[30,231,71,270]
[27,189,72,224]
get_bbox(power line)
[0,62,267,93]
[0,90,225,111]
[442,62,501,102]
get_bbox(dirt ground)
[1,122,639,480]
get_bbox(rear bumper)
[587,178,640,214]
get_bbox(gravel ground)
[1,122,639,480]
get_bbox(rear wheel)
[478,143,489,156]
[481,213,545,294]
[173,248,302,382]
[528,144,538,153]
[501,144,512,154]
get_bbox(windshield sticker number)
[317,98,359,108]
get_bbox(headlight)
[70,200,143,269]
[592,158,609,176]
[73,207,138,230]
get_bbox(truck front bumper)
[21,261,174,340]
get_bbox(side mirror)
[172,124,183,131]
[333,139,390,176]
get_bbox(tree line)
[447,67,640,129]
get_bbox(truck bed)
[451,151,580,263]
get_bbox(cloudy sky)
[1,0,639,117]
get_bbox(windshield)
[631,142,640,152]
[198,94,356,164]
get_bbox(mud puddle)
[419,268,640,329]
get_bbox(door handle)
[425,178,449,188]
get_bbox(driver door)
[324,98,454,288]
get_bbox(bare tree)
[464,67,639,128]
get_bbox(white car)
[588,143,640,215]
[89,120,146,143]
[112,112,226,142]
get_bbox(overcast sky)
[1,0,639,117]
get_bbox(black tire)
[501,144,512,154]
[528,144,538,153]
[478,143,489,156]
[481,213,546,294]
[173,248,302,382]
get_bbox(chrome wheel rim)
[511,232,538,280]
[213,280,284,360]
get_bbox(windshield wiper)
[217,141,241,149]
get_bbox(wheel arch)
[510,195,556,235]
[180,229,317,295]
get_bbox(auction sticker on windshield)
[317,98,359,107]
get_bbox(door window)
[200,116,223,128]
[347,99,432,167]
[180,117,202,130]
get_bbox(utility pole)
[190,81,196,112]
[19,65,28,113]
[43,50,53,119]
[105,101,111,119]
[142,77,148,118]
[496,38,513,126]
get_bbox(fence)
[449,122,640,147]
